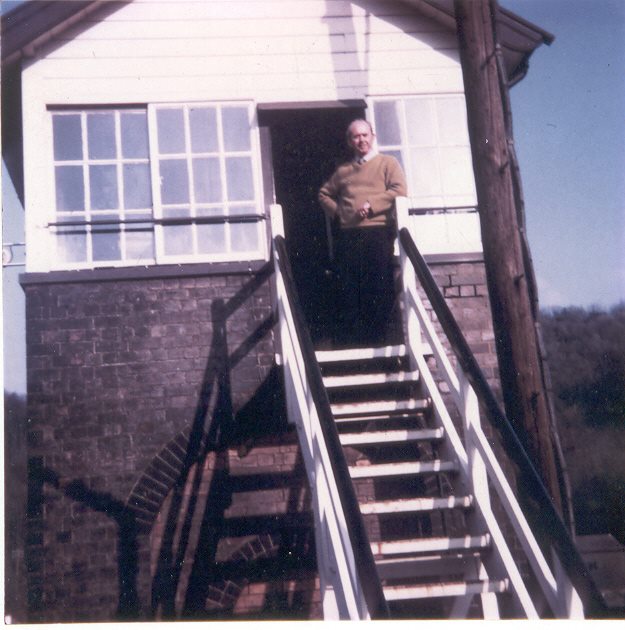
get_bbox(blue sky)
[2,0,625,394]
[503,0,625,308]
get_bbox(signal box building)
[3,0,583,623]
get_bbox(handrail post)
[458,365,500,618]
[396,197,421,369]
[552,549,584,619]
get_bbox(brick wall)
[22,256,526,622]
[23,264,303,622]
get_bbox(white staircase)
[317,343,505,618]
[271,201,593,620]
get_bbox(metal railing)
[270,204,389,620]
[396,196,607,618]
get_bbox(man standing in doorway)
[318,119,407,346]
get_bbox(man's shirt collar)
[355,148,379,164]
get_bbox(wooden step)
[339,427,444,446]
[323,370,420,389]
[371,535,491,556]
[383,578,509,601]
[316,345,407,363]
[316,343,433,364]
[349,459,457,479]
[360,495,473,515]
[332,399,430,420]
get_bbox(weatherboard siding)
[25,0,462,103]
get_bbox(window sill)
[20,259,271,286]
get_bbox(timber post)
[452,0,562,512]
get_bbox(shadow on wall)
[27,264,313,621]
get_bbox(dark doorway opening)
[261,105,365,346]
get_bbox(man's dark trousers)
[334,225,396,346]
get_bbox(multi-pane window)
[52,109,154,265]
[50,102,264,269]
[151,103,261,261]
[370,95,477,208]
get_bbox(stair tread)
[316,345,407,363]
[371,534,491,556]
[360,495,473,515]
[339,428,444,445]
[323,370,420,388]
[331,399,430,417]
[349,459,457,478]
[383,578,509,601]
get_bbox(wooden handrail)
[273,234,390,619]
[398,227,608,617]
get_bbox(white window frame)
[46,101,267,272]
[367,94,478,210]
[148,101,266,265]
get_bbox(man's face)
[348,121,374,158]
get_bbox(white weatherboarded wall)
[23,0,462,104]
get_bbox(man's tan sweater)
[318,154,407,228]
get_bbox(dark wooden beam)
[453,0,562,511]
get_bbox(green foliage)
[541,303,625,428]
[540,303,625,543]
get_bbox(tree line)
[540,303,625,544]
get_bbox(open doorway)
[260,105,365,346]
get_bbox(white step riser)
[316,345,407,363]
[360,495,473,515]
[339,428,444,446]
[315,343,433,363]
[323,370,420,389]
[371,535,491,556]
[349,460,457,479]
[384,579,509,601]
[332,399,430,418]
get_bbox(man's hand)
[358,201,372,219]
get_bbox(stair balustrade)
[268,198,606,620]
[396,196,606,618]
[270,205,389,620]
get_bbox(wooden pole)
[453,0,562,511]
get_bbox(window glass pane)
[229,204,255,216]
[53,114,83,161]
[385,150,404,171]
[225,157,254,201]
[121,112,149,158]
[373,101,401,146]
[437,98,470,146]
[196,207,224,217]
[406,99,436,146]
[92,214,121,261]
[410,148,441,196]
[126,227,155,261]
[193,157,222,203]
[157,108,186,154]
[163,225,193,255]
[197,223,227,254]
[222,107,251,151]
[160,159,189,204]
[162,207,190,219]
[123,163,152,209]
[55,166,85,211]
[87,113,116,159]
[57,229,87,263]
[90,165,119,210]
[190,107,218,153]
[439,147,475,196]
[231,223,259,252]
